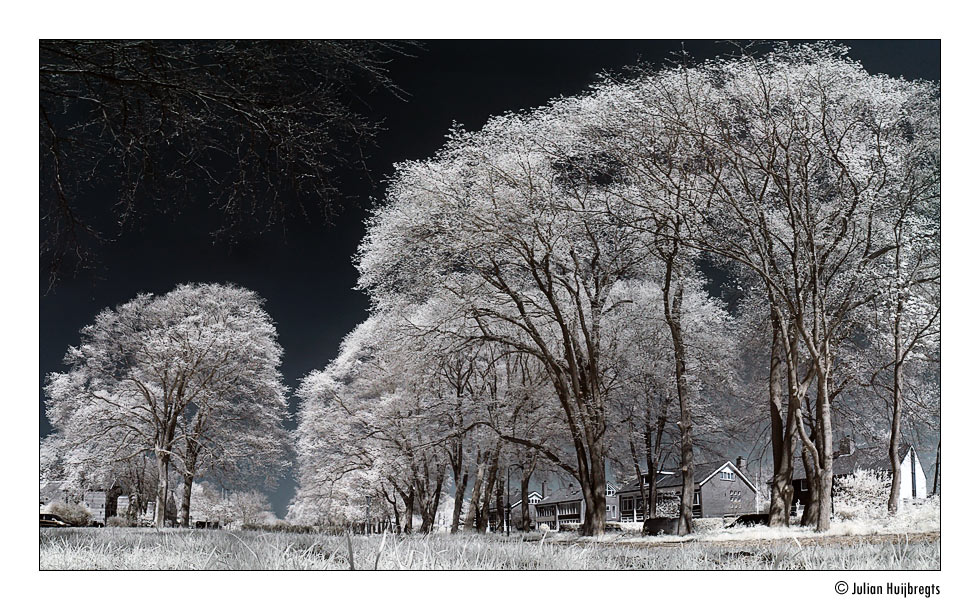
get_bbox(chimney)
[839,436,854,456]
[735,456,746,470]
[540,481,545,498]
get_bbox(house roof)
[617,471,675,494]
[790,443,917,479]
[616,461,757,495]
[655,461,758,494]
[508,490,543,509]
[538,486,583,506]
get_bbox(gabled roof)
[617,470,675,494]
[537,486,583,506]
[791,443,918,478]
[508,489,543,509]
[655,461,758,494]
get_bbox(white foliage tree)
[44,283,289,527]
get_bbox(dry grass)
[40,526,939,570]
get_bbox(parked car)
[39,513,71,528]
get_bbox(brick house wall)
[699,467,757,517]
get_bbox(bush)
[242,521,318,534]
[43,501,93,526]
[656,496,680,519]
[106,516,133,527]
[834,469,890,521]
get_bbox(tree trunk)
[154,448,170,528]
[403,489,414,535]
[579,428,608,536]
[495,475,505,532]
[932,442,940,496]
[520,473,531,531]
[800,433,818,527]
[180,472,194,527]
[464,453,485,531]
[179,441,200,527]
[814,373,834,532]
[768,321,796,527]
[799,378,833,532]
[477,443,501,532]
[663,262,693,536]
[451,470,467,534]
[887,355,904,513]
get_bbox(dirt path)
[549,531,940,549]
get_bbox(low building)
[487,489,544,531]
[791,439,929,515]
[617,458,759,520]
[533,483,618,530]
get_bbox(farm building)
[533,482,619,530]
[487,489,544,531]
[791,438,930,515]
[616,458,759,521]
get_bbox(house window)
[622,497,634,513]
[720,471,735,481]
[693,491,701,506]
[800,479,808,491]
[529,497,540,505]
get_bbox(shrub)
[106,516,133,527]
[242,521,318,534]
[656,496,680,518]
[43,501,93,526]
[834,469,890,521]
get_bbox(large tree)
[575,43,939,530]
[44,283,289,527]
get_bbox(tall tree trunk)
[647,401,668,519]
[800,432,818,526]
[768,319,796,527]
[520,471,532,531]
[179,440,200,528]
[663,261,693,535]
[451,470,467,534]
[887,355,905,513]
[495,475,505,532]
[932,442,940,496]
[464,451,486,531]
[814,372,834,531]
[581,434,607,536]
[180,472,194,527]
[478,448,501,532]
[627,429,646,520]
[154,447,170,528]
[401,489,414,535]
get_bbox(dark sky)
[39,40,940,517]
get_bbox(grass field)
[39,526,939,570]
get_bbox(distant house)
[617,458,758,520]
[487,489,544,531]
[533,483,619,530]
[40,480,69,506]
[790,438,929,515]
[83,491,108,523]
